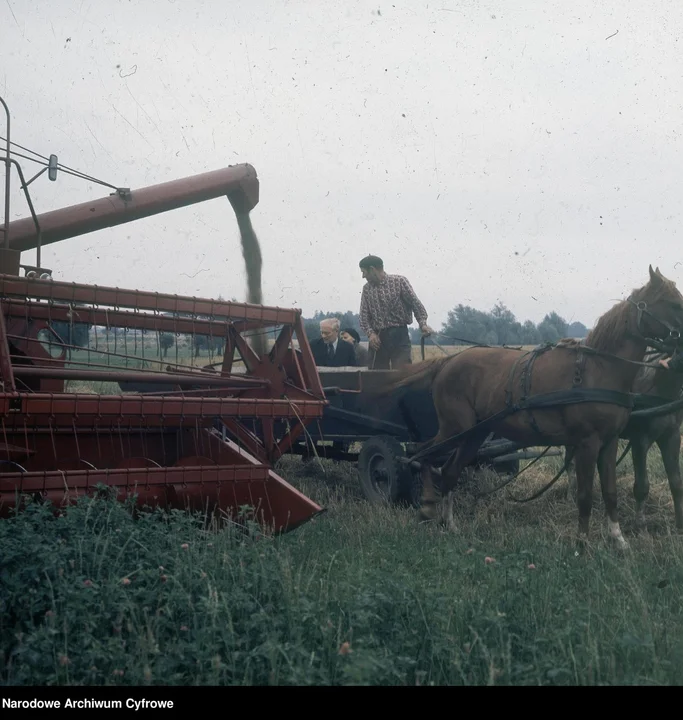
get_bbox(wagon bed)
[289,366,554,506]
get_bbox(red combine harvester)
[0,96,327,533]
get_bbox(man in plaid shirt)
[358,254,434,369]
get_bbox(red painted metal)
[0,275,303,331]
[0,155,328,533]
[0,393,325,423]
[5,164,259,252]
[0,308,15,391]
[10,366,271,389]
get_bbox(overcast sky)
[2,0,683,330]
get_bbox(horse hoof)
[418,507,436,523]
[612,536,630,551]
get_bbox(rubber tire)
[357,435,412,505]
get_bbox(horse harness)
[504,341,594,440]
[410,343,636,466]
[410,297,683,466]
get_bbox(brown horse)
[377,266,683,548]
[565,349,683,531]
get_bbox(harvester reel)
[0,460,27,472]
[174,456,218,467]
[56,458,98,471]
[115,458,163,469]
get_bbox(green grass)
[1,448,682,686]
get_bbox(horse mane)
[584,300,632,352]
[585,274,677,353]
[555,337,583,349]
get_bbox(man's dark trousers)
[368,325,412,369]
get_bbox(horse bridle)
[627,297,682,352]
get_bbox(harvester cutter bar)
[0,393,325,424]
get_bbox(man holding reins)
[358,254,434,370]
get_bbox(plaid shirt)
[359,274,429,337]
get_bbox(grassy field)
[2,445,682,686]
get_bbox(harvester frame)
[0,96,327,533]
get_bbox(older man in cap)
[358,254,434,370]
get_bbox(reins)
[504,439,633,504]
[421,333,673,372]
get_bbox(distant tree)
[541,311,569,338]
[568,321,589,338]
[490,302,522,345]
[440,304,492,345]
[520,320,541,345]
[159,332,174,357]
[302,303,589,349]
[537,320,560,343]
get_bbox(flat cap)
[359,254,383,269]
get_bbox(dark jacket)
[310,337,357,367]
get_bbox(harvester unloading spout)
[4,163,259,252]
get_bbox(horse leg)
[597,436,629,550]
[444,486,457,532]
[655,429,683,531]
[417,405,480,527]
[418,463,439,522]
[440,434,488,533]
[573,440,599,544]
[630,435,651,531]
[565,446,577,504]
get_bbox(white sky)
[2,0,683,330]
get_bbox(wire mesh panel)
[0,273,326,533]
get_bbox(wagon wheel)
[357,435,413,506]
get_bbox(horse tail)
[373,356,452,396]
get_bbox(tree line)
[302,303,589,346]
[49,300,589,357]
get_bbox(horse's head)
[630,265,683,349]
